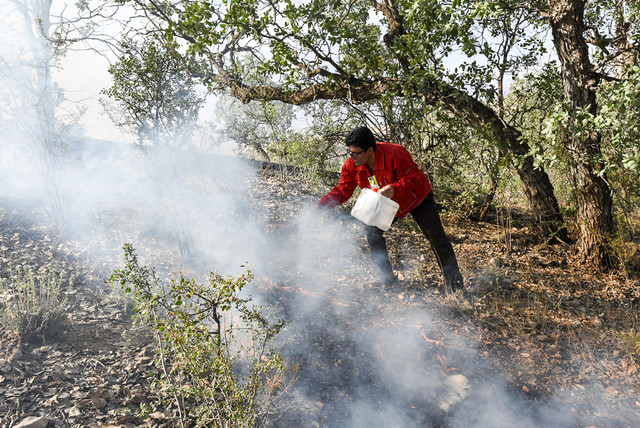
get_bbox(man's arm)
[318,160,358,209]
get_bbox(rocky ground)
[0,200,162,428]
[1,169,640,427]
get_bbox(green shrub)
[110,244,292,427]
[621,329,640,362]
[0,264,68,341]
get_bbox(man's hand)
[379,184,395,198]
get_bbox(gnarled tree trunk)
[232,74,569,240]
[549,0,614,268]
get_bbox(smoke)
[2,5,638,428]
[0,86,631,427]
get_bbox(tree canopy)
[98,0,640,268]
[101,38,204,147]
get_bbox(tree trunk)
[435,84,568,240]
[477,153,503,222]
[231,75,569,240]
[11,0,68,229]
[499,122,568,241]
[225,0,569,240]
[549,0,614,268]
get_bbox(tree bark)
[477,109,568,241]
[548,0,614,268]
[477,153,503,222]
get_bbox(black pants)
[365,191,464,289]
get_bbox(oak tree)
[109,0,640,267]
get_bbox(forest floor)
[1,168,640,427]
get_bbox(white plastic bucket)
[350,187,400,231]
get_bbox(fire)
[421,331,445,347]
[256,276,352,307]
[258,276,449,347]
[257,276,459,373]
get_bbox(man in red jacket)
[319,126,464,291]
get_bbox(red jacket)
[318,142,431,218]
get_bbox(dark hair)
[345,126,376,152]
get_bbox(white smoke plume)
[1,4,638,427]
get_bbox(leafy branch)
[110,243,293,427]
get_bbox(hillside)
[1,169,640,427]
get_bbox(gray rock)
[13,415,49,428]
[436,373,470,413]
[488,257,504,268]
[11,349,23,362]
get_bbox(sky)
[54,47,220,144]
[0,1,131,143]
[54,49,127,142]
[45,0,219,145]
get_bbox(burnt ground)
[1,169,640,427]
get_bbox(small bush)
[621,329,640,362]
[610,213,640,276]
[110,243,293,427]
[0,264,69,341]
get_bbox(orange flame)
[421,331,446,348]
[258,277,459,373]
[256,276,352,307]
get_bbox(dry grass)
[0,264,69,342]
[411,208,640,414]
